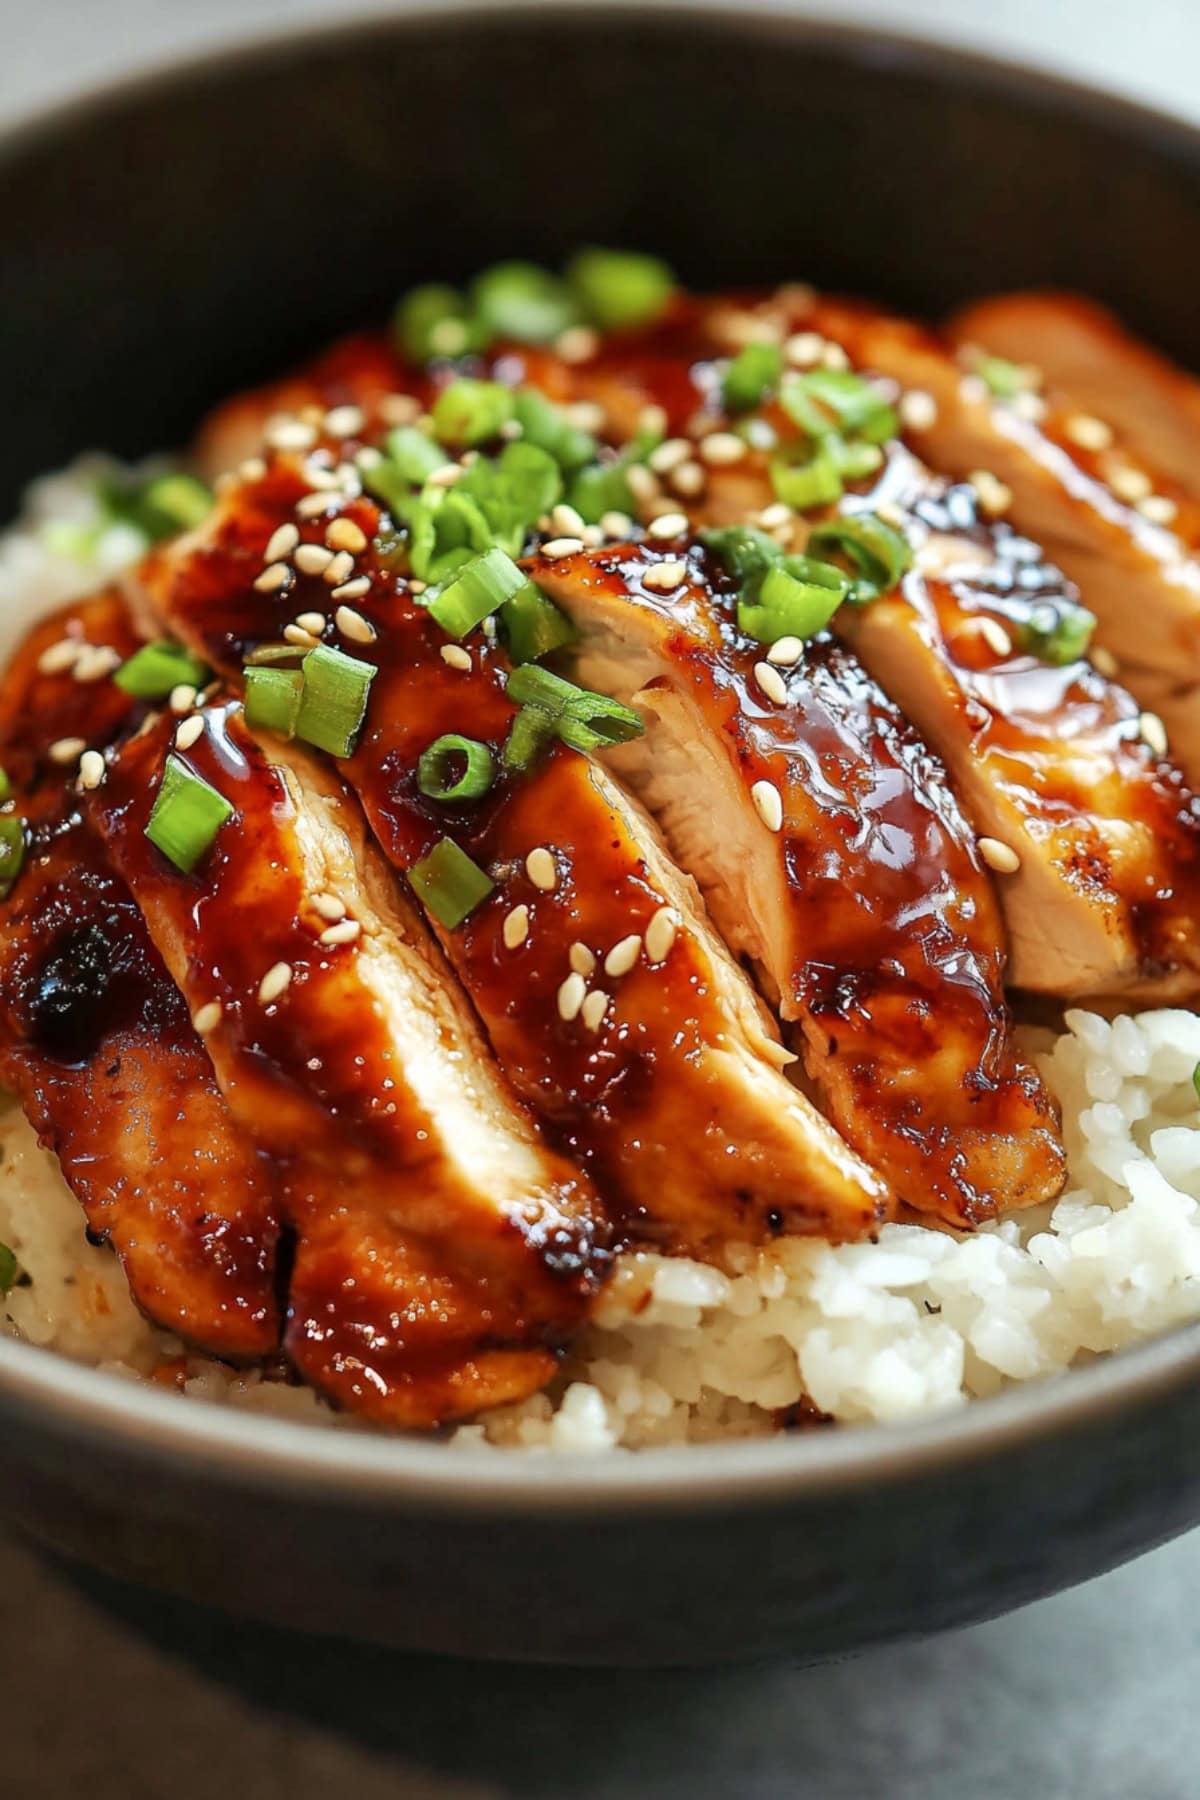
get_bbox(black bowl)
[3,6,1200,1666]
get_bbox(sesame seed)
[427,462,464,489]
[191,1001,223,1036]
[77,749,106,790]
[379,393,420,426]
[175,715,205,751]
[295,611,328,636]
[699,432,746,466]
[295,491,333,519]
[751,779,783,832]
[600,510,635,540]
[550,503,586,538]
[294,543,334,576]
[604,934,642,978]
[300,461,342,492]
[556,325,599,363]
[968,470,1012,517]
[266,417,317,452]
[670,460,705,498]
[324,404,365,438]
[1092,646,1120,677]
[1011,391,1047,423]
[526,847,557,891]
[299,404,325,428]
[784,331,826,368]
[1109,466,1153,504]
[502,904,530,950]
[356,446,384,469]
[648,438,691,475]
[334,604,376,643]
[767,636,804,667]
[323,550,355,587]
[440,645,472,672]
[642,559,688,594]
[1064,413,1113,452]
[320,918,361,947]
[899,390,938,431]
[265,523,300,562]
[169,683,197,714]
[325,517,368,554]
[581,525,605,548]
[254,562,291,595]
[638,404,669,439]
[238,456,268,483]
[38,638,82,676]
[258,962,293,1004]
[332,577,372,605]
[978,836,1022,874]
[977,618,1014,658]
[647,511,689,540]
[312,892,346,922]
[581,990,609,1033]
[644,906,678,965]
[283,624,320,648]
[557,971,587,1022]
[566,402,606,434]
[1139,494,1178,525]
[625,464,661,507]
[569,941,595,977]
[1140,710,1169,756]
[541,537,585,559]
[49,736,86,765]
[73,644,121,683]
[757,502,794,531]
[959,375,989,405]
[752,661,789,706]
[822,343,851,371]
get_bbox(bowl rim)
[4,0,1200,1518]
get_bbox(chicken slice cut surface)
[135,455,889,1250]
[532,540,1065,1229]
[0,596,281,1355]
[91,700,606,1424]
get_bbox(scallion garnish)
[244,666,304,739]
[785,370,897,444]
[1017,599,1097,666]
[700,525,784,589]
[145,754,232,874]
[505,664,644,751]
[737,563,847,647]
[471,261,579,345]
[1193,1061,1200,1104]
[408,837,495,929]
[432,379,516,449]
[417,734,497,803]
[385,426,445,485]
[500,581,578,664]
[115,641,210,700]
[245,644,308,667]
[98,471,213,545]
[0,1241,17,1295]
[294,644,377,758]
[770,442,844,510]
[427,546,528,638]
[807,512,913,599]
[514,388,597,471]
[969,351,1029,400]
[567,458,637,525]
[723,342,783,413]
[393,284,484,362]
[829,437,885,480]
[0,816,24,896]
[565,248,676,331]
[501,705,558,772]
[0,768,11,803]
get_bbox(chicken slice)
[0,596,281,1355]
[135,454,889,1250]
[532,541,1065,1228]
[91,701,606,1424]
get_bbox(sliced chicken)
[532,540,1066,1228]
[135,454,890,1249]
[91,701,607,1424]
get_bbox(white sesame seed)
[258,962,293,1004]
[642,559,688,594]
[73,644,122,683]
[753,661,789,705]
[625,464,661,507]
[299,404,325,428]
[978,836,1022,874]
[427,462,464,489]
[334,604,376,643]
[332,577,372,605]
[191,1001,223,1037]
[174,715,205,751]
[77,749,106,790]
[295,611,327,636]
[644,906,678,965]
[556,325,599,363]
[1140,710,1169,756]
[379,393,421,427]
[320,918,361,946]
[283,624,320,648]
[526,847,557,891]
[581,525,604,548]
[784,331,826,368]
[756,502,794,531]
[1064,413,1113,452]
[440,645,472,672]
[265,523,300,562]
[1109,466,1153,504]
[1011,391,1047,423]
[300,462,342,492]
[580,990,608,1032]
[1138,494,1178,525]
[295,491,333,519]
[767,636,804,667]
[648,438,691,475]
[266,417,317,452]
[899,389,938,431]
[325,517,368,554]
[238,456,268,483]
[312,892,346,922]
[751,779,783,833]
[38,638,82,676]
[541,537,585,559]
[821,342,851,370]
[670,460,705,498]
[324,404,365,438]
[604,934,642,978]
[968,470,1012,517]
[550,503,586,538]
[169,683,197,714]
[294,543,334,576]
[638,403,669,439]
[557,971,587,1023]
[323,550,355,587]
[646,511,689,541]
[566,402,606,434]
[977,618,1014,658]
[254,562,291,595]
[699,432,746,467]
[502,904,530,950]
[49,736,86,765]
[569,941,595,977]
[356,445,384,469]
[600,510,635,540]
[1091,645,1120,677]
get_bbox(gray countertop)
[5,4,1200,1796]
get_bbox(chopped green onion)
[770,441,844,511]
[700,525,785,590]
[0,768,11,803]
[393,284,483,362]
[828,437,885,480]
[145,754,232,874]
[0,1241,17,1294]
[567,458,636,525]
[505,663,644,751]
[417,734,497,803]
[808,512,913,599]
[485,442,562,530]
[140,473,213,533]
[115,641,210,700]
[427,546,528,638]
[969,351,1029,400]
[566,248,676,331]
[245,644,308,667]
[786,369,897,444]
[505,664,585,713]
[737,562,848,646]
[1193,1060,1200,1104]
[500,581,578,664]
[417,487,494,583]
[514,388,597,471]
[385,426,445,485]
[0,816,24,896]
[408,837,495,929]
[470,261,579,344]
[244,666,304,739]
[295,644,376,758]
[501,705,558,771]
[1018,599,1097,666]
[432,379,515,449]
[723,342,783,413]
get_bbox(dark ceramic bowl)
[3,5,1200,1666]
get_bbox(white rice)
[4,464,1200,1451]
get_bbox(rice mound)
[3,465,1200,1450]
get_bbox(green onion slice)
[145,754,232,873]
[723,342,783,413]
[115,641,210,700]
[968,351,1029,399]
[385,426,445,485]
[0,1241,17,1294]
[0,816,24,896]
[1017,599,1097,666]
[567,458,636,526]
[408,837,495,929]
[1193,1060,1200,1104]
[770,442,844,511]
[566,248,676,331]
[501,705,559,772]
[514,389,597,471]
[785,369,897,444]
[470,262,579,345]
[295,644,377,758]
[393,284,484,363]
[807,512,913,599]
[737,562,848,647]
[700,525,785,589]
[500,581,578,664]
[244,666,304,739]
[432,378,515,449]
[505,664,644,750]
[245,643,309,668]
[427,546,528,638]
[417,734,497,803]
[0,767,11,804]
